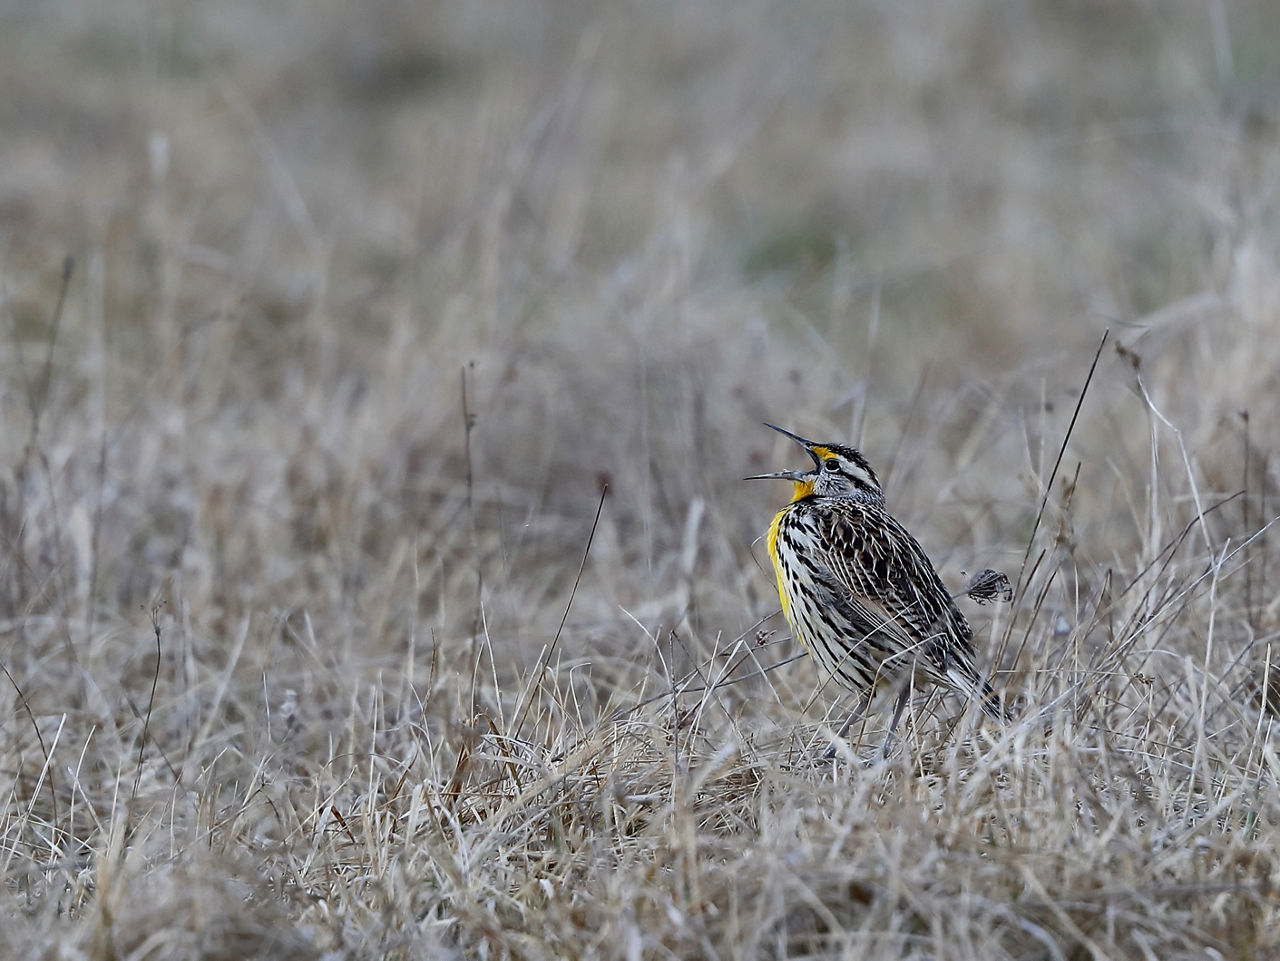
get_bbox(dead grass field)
[4,1,1280,958]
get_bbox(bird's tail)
[947,662,1012,723]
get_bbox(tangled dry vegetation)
[4,1,1280,958]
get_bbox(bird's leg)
[822,693,871,760]
[877,681,913,760]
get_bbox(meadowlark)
[748,424,1009,757]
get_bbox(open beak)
[744,468,809,482]
[764,423,823,467]
[743,423,823,481]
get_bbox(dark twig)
[130,605,164,809]
[1014,330,1109,600]
[0,660,58,842]
[510,484,608,740]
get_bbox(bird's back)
[768,493,1000,714]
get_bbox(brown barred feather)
[753,426,1009,727]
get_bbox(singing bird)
[748,424,1008,757]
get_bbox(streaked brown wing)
[812,502,974,670]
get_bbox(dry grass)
[4,1,1280,957]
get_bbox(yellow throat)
[765,477,814,629]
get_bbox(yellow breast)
[765,478,813,640]
[766,506,795,629]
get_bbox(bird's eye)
[824,459,840,472]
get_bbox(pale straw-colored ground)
[3,2,1280,957]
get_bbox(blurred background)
[6,2,1280,955]
[3,0,1280,751]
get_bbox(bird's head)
[745,423,884,506]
